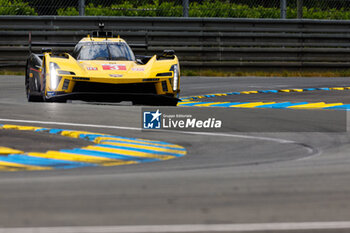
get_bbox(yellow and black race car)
[25,27,180,106]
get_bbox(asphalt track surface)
[1,76,350,232]
[194,90,350,104]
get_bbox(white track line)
[0,118,320,159]
[0,118,140,131]
[1,222,350,233]
[0,118,294,143]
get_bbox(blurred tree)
[24,0,77,15]
[23,0,350,15]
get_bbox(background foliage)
[2,0,350,19]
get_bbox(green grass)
[0,70,25,76]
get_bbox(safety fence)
[3,0,350,20]
[1,16,350,70]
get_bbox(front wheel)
[26,87,43,102]
[25,65,43,102]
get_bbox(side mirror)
[162,50,175,57]
[42,48,52,53]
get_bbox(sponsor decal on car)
[86,67,98,71]
[132,68,145,71]
[109,74,123,78]
[46,91,56,96]
[102,64,126,71]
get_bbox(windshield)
[74,42,135,61]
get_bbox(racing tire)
[26,87,43,102]
[25,64,43,102]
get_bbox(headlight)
[171,64,179,91]
[49,62,60,90]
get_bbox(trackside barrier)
[1,16,350,70]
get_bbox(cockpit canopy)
[72,41,135,61]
